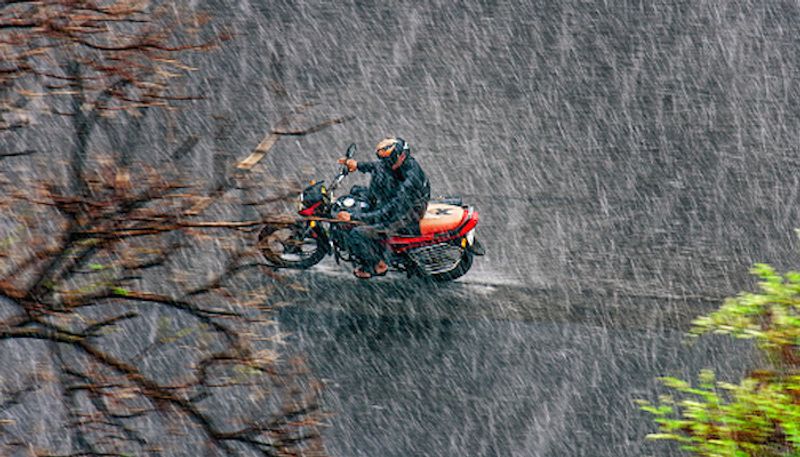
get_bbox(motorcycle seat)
[419,203,467,235]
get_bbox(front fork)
[307,221,333,256]
[327,223,361,265]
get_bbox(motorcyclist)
[336,137,430,279]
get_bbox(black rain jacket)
[352,155,430,230]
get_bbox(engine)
[406,243,465,275]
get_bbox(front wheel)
[257,223,327,269]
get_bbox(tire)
[257,223,326,269]
[429,249,474,282]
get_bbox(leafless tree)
[0,2,357,455]
[0,156,328,456]
[1,0,225,187]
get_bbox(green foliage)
[640,264,800,457]
[112,287,129,296]
[691,264,800,366]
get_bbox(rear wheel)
[429,249,474,282]
[257,223,326,269]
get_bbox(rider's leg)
[348,216,422,278]
[348,224,389,277]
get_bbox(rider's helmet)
[375,137,409,170]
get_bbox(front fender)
[312,225,332,254]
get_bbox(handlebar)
[329,143,357,193]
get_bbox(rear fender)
[468,238,486,256]
[432,196,463,206]
[388,207,479,252]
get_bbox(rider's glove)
[336,211,351,222]
[337,158,358,173]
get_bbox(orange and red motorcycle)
[257,144,484,281]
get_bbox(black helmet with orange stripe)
[375,137,409,170]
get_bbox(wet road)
[270,268,755,457]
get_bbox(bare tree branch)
[0,150,36,158]
[0,163,327,455]
[237,107,354,170]
[1,3,329,454]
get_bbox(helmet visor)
[376,145,395,158]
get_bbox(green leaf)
[112,287,129,296]
[646,433,681,441]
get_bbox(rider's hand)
[336,211,351,222]
[337,158,358,173]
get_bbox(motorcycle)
[257,143,485,281]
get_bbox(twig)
[237,114,355,170]
[0,150,36,158]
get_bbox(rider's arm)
[352,172,422,225]
[356,161,379,174]
[352,192,411,225]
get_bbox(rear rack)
[431,196,463,206]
